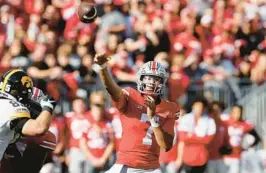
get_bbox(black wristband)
[42,106,53,114]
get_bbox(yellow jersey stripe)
[10,112,30,119]
[1,69,22,92]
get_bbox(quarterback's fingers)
[144,100,154,109]
[147,96,154,102]
[144,100,151,107]
[144,97,151,104]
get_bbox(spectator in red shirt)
[168,53,190,104]
[206,101,229,173]
[111,47,136,86]
[39,115,67,173]
[65,98,91,173]
[80,91,115,173]
[178,97,216,173]
[222,104,260,173]
[106,107,122,153]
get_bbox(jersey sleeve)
[10,105,31,120]
[161,116,176,137]
[173,103,180,120]
[9,105,31,134]
[10,118,30,134]
[180,118,216,145]
[112,87,132,113]
[162,102,180,136]
[243,121,254,132]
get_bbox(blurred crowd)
[1,0,266,172]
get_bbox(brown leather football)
[77,2,97,23]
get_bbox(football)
[77,2,97,23]
[21,130,57,151]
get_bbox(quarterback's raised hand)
[94,53,111,68]
[144,96,156,119]
[40,96,57,114]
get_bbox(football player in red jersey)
[94,53,179,173]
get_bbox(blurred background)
[1,0,266,173]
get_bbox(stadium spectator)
[168,53,190,104]
[178,98,216,173]
[65,98,90,173]
[96,1,126,43]
[206,101,229,173]
[111,45,137,86]
[80,91,114,173]
[222,104,260,173]
[40,114,68,173]
[106,107,122,154]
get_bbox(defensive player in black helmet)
[0,69,57,172]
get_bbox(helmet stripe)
[1,69,22,91]
[151,61,156,72]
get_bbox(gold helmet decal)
[21,76,33,88]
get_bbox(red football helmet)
[136,61,168,96]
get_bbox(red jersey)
[113,87,179,169]
[83,111,114,158]
[224,117,254,158]
[65,112,90,149]
[179,113,216,166]
[107,107,123,151]
[159,121,179,164]
[208,120,229,160]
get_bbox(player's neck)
[150,95,161,105]
[155,97,161,105]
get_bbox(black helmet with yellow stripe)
[0,69,34,103]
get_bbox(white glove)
[40,96,57,113]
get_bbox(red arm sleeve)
[112,87,131,113]
[184,134,215,145]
